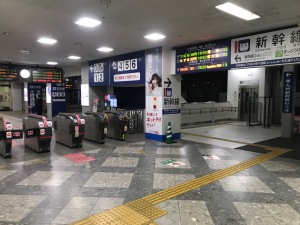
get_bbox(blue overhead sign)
[88,58,109,86]
[176,39,230,74]
[110,50,145,85]
[282,72,294,113]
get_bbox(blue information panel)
[88,58,110,86]
[282,72,294,113]
[52,82,66,117]
[28,83,43,114]
[110,50,145,85]
[176,40,230,74]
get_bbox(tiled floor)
[0,112,300,224]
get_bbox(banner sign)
[110,50,145,85]
[28,83,42,114]
[88,58,109,86]
[176,39,230,74]
[231,27,300,68]
[282,72,293,113]
[145,47,163,136]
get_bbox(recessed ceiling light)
[74,17,101,28]
[20,49,30,54]
[97,47,114,52]
[144,33,166,40]
[37,37,57,45]
[3,32,12,36]
[215,2,260,21]
[47,61,58,65]
[68,56,81,60]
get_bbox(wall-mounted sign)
[32,67,63,83]
[88,58,109,86]
[176,40,230,74]
[52,82,66,117]
[0,64,18,81]
[110,50,145,85]
[81,84,89,106]
[282,72,293,113]
[231,27,300,68]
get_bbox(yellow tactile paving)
[72,134,290,225]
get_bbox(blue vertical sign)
[52,82,66,117]
[88,58,110,86]
[282,72,293,113]
[28,83,42,114]
[110,50,145,85]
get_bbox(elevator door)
[240,87,259,122]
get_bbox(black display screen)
[32,67,62,83]
[176,40,230,74]
[0,64,18,81]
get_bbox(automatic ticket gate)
[53,113,85,148]
[104,111,128,141]
[80,112,108,144]
[0,117,23,158]
[22,114,52,153]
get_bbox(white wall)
[227,67,266,107]
[11,83,23,111]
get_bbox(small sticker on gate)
[6,131,12,138]
[40,129,45,135]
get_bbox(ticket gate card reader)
[53,113,85,148]
[104,111,128,141]
[80,112,108,144]
[22,114,52,153]
[0,117,23,158]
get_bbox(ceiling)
[0,0,300,71]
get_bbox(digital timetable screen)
[176,40,231,74]
[32,67,63,83]
[0,64,18,81]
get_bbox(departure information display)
[176,40,230,74]
[32,67,62,83]
[0,64,18,81]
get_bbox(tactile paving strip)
[139,205,168,220]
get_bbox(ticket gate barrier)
[53,113,85,148]
[104,111,128,141]
[80,112,108,144]
[0,117,23,158]
[22,114,52,153]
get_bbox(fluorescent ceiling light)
[37,37,57,45]
[144,33,166,40]
[215,2,260,21]
[75,17,101,28]
[47,61,58,65]
[68,55,81,60]
[97,47,114,52]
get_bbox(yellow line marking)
[140,149,148,157]
[115,153,127,159]
[32,159,47,165]
[72,134,290,225]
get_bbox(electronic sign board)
[32,67,62,83]
[176,40,230,74]
[0,64,18,81]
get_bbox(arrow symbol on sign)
[164,78,171,87]
[90,65,94,72]
[286,72,292,78]
[235,55,241,62]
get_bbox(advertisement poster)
[92,98,99,112]
[145,47,162,136]
[231,27,300,68]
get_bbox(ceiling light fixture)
[20,49,30,54]
[20,69,30,78]
[74,17,101,28]
[68,56,81,60]
[144,33,166,40]
[97,47,114,52]
[215,2,260,21]
[37,37,57,45]
[47,61,58,65]
[3,32,12,36]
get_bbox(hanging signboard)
[231,27,300,68]
[0,64,18,81]
[282,72,294,113]
[110,50,145,85]
[32,67,63,83]
[88,58,110,86]
[176,39,230,74]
